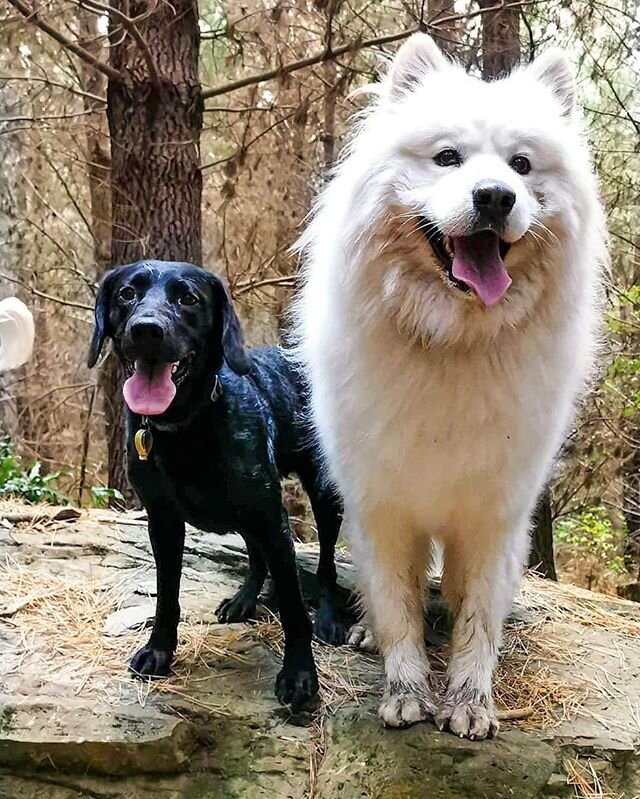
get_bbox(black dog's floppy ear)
[209,274,251,376]
[88,269,118,368]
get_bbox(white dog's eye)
[509,154,531,175]
[434,148,462,167]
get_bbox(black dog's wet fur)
[88,260,345,710]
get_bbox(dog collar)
[133,373,224,452]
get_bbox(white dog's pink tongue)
[123,364,176,416]
[451,232,511,307]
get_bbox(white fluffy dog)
[0,297,34,372]
[295,34,607,739]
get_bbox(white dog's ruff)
[295,35,607,739]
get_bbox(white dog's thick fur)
[295,35,607,739]
[0,298,34,372]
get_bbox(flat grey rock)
[0,502,636,798]
[0,696,198,775]
[103,604,156,636]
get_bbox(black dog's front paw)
[275,652,319,710]
[216,591,257,624]
[129,645,173,678]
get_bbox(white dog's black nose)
[473,181,516,223]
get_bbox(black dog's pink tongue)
[451,231,512,307]
[123,363,176,416]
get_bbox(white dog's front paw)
[435,693,499,740]
[378,682,437,728]
[347,623,377,652]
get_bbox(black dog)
[88,260,345,709]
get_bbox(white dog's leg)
[343,513,378,652]
[347,507,437,728]
[436,518,529,740]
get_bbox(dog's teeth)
[171,364,178,374]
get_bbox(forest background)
[0,0,638,595]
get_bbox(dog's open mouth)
[123,354,194,416]
[418,218,512,307]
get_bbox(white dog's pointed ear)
[528,49,576,117]
[389,33,449,99]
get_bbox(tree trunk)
[104,0,203,499]
[528,488,558,580]
[322,59,337,170]
[77,12,111,275]
[77,10,112,505]
[478,0,521,79]
[0,30,24,442]
[428,1,459,57]
[622,445,640,576]
[621,242,640,576]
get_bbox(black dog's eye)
[510,154,531,175]
[179,292,199,307]
[118,285,136,303]
[434,148,462,167]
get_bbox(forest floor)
[0,501,637,798]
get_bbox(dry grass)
[0,534,637,734]
[417,618,587,731]
[0,555,611,728]
[0,547,373,716]
[254,613,587,730]
[563,757,623,799]
[495,624,588,729]
[489,572,640,730]
[0,556,250,709]
[1,507,636,799]
[253,614,378,714]
[252,571,633,729]
[520,572,640,638]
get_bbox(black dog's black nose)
[130,319,164,343]
[473,181,516,221]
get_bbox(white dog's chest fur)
[310,286,585,538]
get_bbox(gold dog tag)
[134,422,153,461]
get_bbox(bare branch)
[201,0,534,102]
[0,73,105,103]
[201,28,416,101]
[5,0,123,82]
[0,272,93,312]
[77,0,162,89]
[234,275,296,296]
[0,108,102,123]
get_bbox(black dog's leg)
[247,508,318,710]
[300,470,346,645]
[216,537,268,623]
[130,504,185,678]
